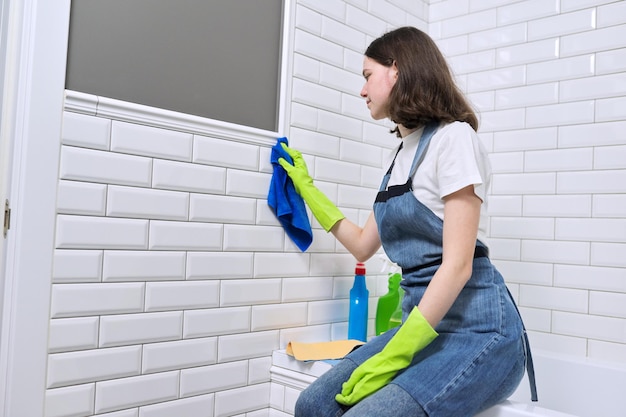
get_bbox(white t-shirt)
[382,121,491,244]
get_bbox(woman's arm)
[330,211,382,262]
[417,184,482,328]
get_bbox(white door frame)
[0,0,70,415]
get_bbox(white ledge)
[64,90,279,146]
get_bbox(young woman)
[279,26,536,417]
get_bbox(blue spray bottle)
[348,262,368,342]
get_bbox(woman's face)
[360,56,398,120]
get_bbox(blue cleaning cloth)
[268,137,313,252]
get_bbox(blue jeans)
[294,358,427,417]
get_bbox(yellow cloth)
[286,340,364,361]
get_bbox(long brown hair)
[365,26,478,136]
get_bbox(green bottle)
[375,272,402,335]
[388,287,404,330]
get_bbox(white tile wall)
[48,1,626,416]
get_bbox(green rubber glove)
[278,143,345,232]
[335,307,438,405]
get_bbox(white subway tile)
[283,386,300,415]
[189,194,256,224]
[523,195,592,217]
[62,112,111,150]
[337,183,377,210]
[597,48,626,75]
[282,277,334,302]
[226,170,271,199]
[485,237,521,261]
[520,285,588,313]
[47,346,141,388]
[186,252,254,280]
[467,65,525,93]
[561,72,626,103]
[440,9,496,38]
[193,135,259,170]
[251,303,308,331]
[299,0,346,23]
[220,279,282,307]
[430,0,469,22]
[290,103,319,131]
[557,218,626,243]
[497,38,558,67]
[295,6,322,35]
[525,148,593,172]
[50,283,144,318]
[468,23,526,53]
[436,34,469,57]
[596,96,626,122]
[321,17,367,53]
[249,356,272,384]
[48,317,99,354]
[95,372,179,414]
[552,311,625,343]
[521,240,590,265]
[494,260,553,286]
[528,8,595,41]
[597,1,626,27]
[591,242,626,268]
[223,225,284,252]
[60,146,152,187]
[518,306,551,332]
[593,195,626,218]
[561,24,626,57]
[111,121,192,161]
[479,108,527,133]
[317,109,363,140]
[487,195,522,216]
[316,158,361,186]
[527,55,594,84]
[142,338,217,374]
[45,383,95,417]
[495,82,558,110]
[103,251,185,282]
[180,361,248,397]
[217,331,280,362]
[339,138,382,169]
[321,65,363,102]
[292,78,341,112]
[145,281,219,311]
[254,253,311,278]
[491,172,556,195]
[57,180,107,216]
[557,170,626,194]
[294,29,344,68]
[588,340,626,365]
[288,127,339,160]
[138,394,214,417]
[526,101,595,128]
[214,384,271,417]
[449,50,497,76]
[590,291,626,319]
[558,120,626,148]
[53,249,103,283]
[152,159,226,194]
[99,312,182,348]
[467,91,495,112]
[183,307,251,338]
[493,127,557,152]
[490,217,555,239]
[149,221,222,251]
[56,215,149,250]
[499,0,559,25]
[308,299,348,325]
[345,5,387,38]
[107,186,189,221]
[525,330,587,357]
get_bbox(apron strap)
[505,287,539,402]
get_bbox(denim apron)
[345,122,537,416]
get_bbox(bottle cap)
[355,262,366,275]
